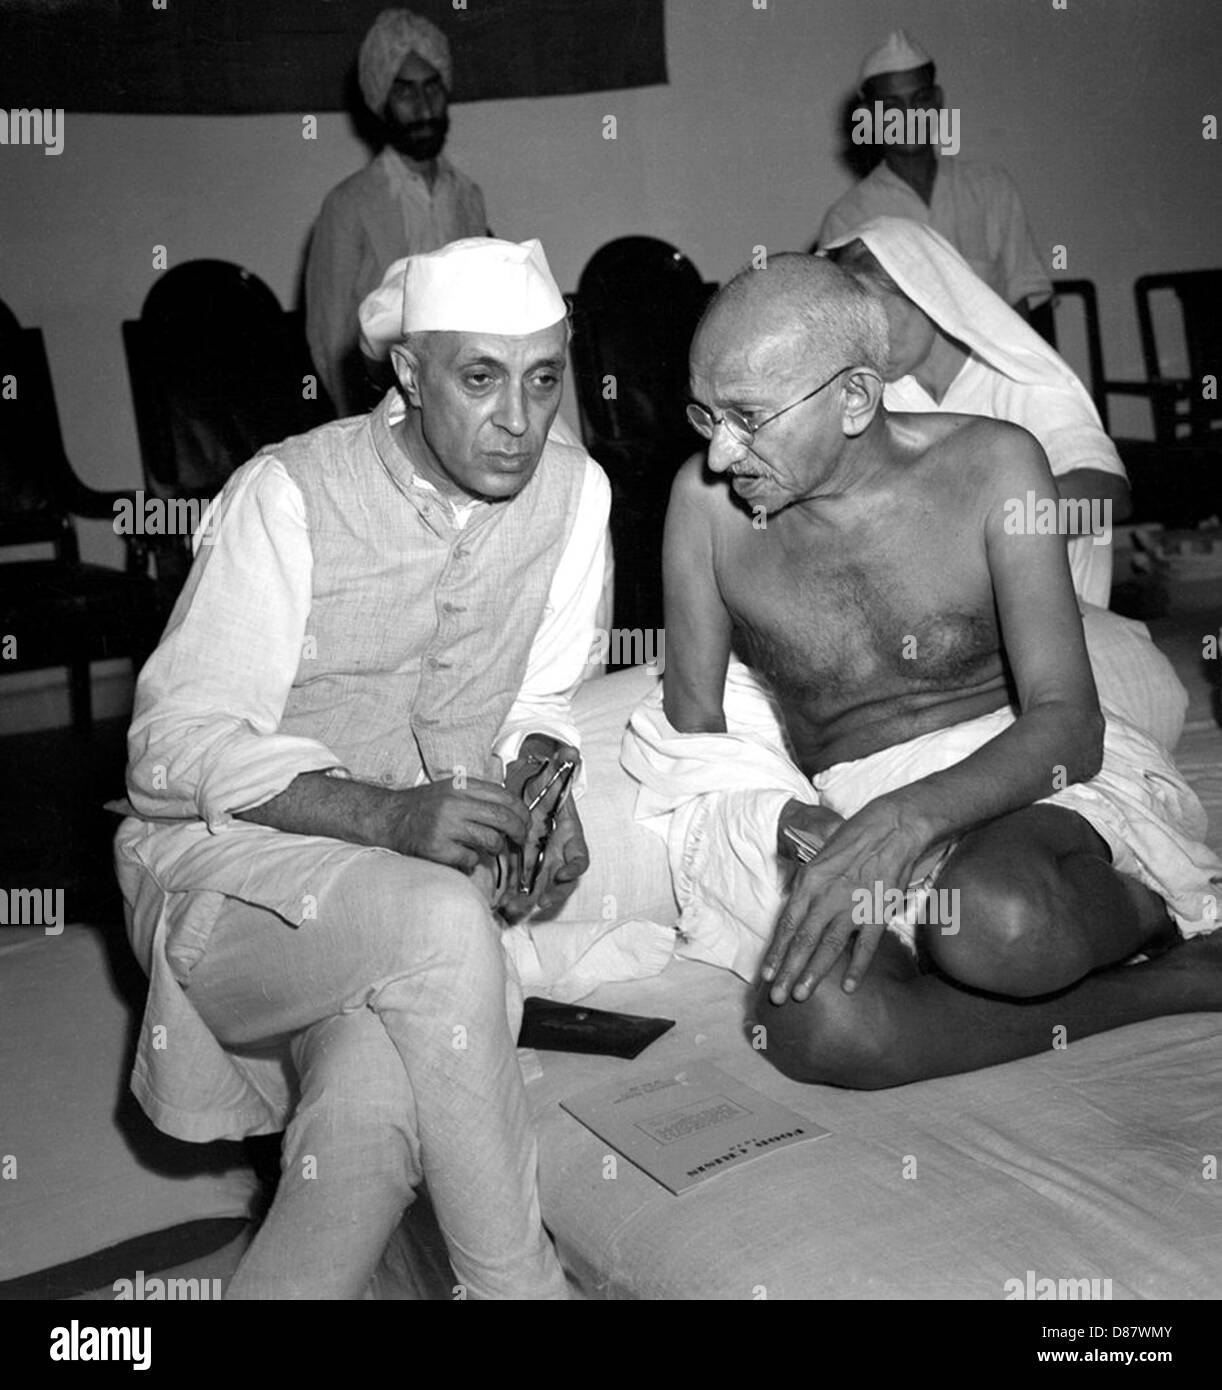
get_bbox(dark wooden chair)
[569,237,717,634]
[1106,270,1222,447]
[123,260,334,600]
[1034,274,1220,527]
[0,304,163,732]
[1105,270,1221,527]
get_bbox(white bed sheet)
[2,613,1216,1299]
[528,961,1222,1299]
[525,614,1222,1300]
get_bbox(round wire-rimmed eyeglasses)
[686,364,854,445]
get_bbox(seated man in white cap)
[817,30,1050,319]
[305,7,489,416]
[114,236,610,1299]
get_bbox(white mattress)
[2,613,1217,1298]
[524,610,1222,1300]
[528,962,1222,1299]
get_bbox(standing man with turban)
[306,7,489,416]
[817,30,1051,318]
[115,237,610,1298]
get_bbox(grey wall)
[2,0,1218,723]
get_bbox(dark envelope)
[518,998,676,1059]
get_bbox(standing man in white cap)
[306,7,489,415]
[817,30,1050,318]
[114,236,610,1299]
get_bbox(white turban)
[358,8,453,115]
[359,237,568,359]
[823,218,1084,388]
[859,29,933,88]
[822,217,1113,477]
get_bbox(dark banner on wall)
[0,0,668,113]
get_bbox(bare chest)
[718,521,1000,712]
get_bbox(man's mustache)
[398,119,447,139]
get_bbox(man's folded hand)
[377,777,531,874]
[763,796,927,1003]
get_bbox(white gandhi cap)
[859,29,933,88]
[359,236,568,359]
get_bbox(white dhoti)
[622,651,1219,979]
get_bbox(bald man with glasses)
[685,362,852,451]
[636,252,1222,1090]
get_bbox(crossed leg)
[184,846,569,1300]
[227,1008,422,1299]
[755,805,1222,1089]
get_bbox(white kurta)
[115,396,610,1141]
[818,159,1050,308]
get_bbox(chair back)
[0,312,78,556]
[123,260,334,503]
[568,238,716,633]
[570,237,714,467]
[1134,270,1222,444]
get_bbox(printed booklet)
[561,1060,829,1194]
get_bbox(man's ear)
[841,368,884,438]
[390,341,424,407]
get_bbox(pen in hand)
[519,758,577,895]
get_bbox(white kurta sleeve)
[990,166,1052,307]
[125,457,345,831]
